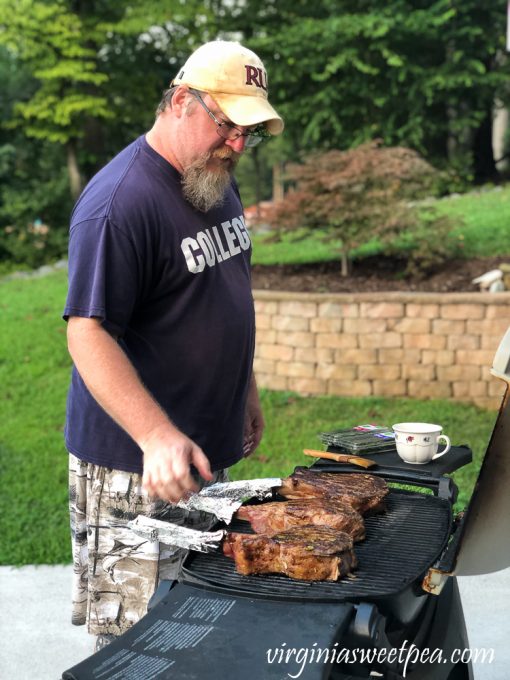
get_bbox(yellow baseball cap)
[171,41,284,135]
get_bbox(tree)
[269,140,458,276]
[0,0,113,198]
[0,0,212,198]
[1,0,506,266]
[0,43,73,262]
[223,0,510,183]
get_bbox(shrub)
[0,139,72,270]
[0,220,68,270]
[270,141,462,276]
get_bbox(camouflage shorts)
[69,453,228,637]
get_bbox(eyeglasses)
[189,89,270,148]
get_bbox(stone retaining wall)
[253,290,510,410]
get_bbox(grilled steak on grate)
[223,525,357,581]
[236,498,366,541]
[278,469,389,515]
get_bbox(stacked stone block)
[253,291,510,410]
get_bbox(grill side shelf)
[305,463,460,503]
[325,444,472,477]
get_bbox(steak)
[236,498,366,542]
[278,469,389,515]
[223,525,357,581]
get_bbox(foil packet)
[128,515,225,552]
[176,477,282,523]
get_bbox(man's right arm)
[66,316,213,501]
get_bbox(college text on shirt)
[181,214,251,273]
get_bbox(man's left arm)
[243,373,265,457]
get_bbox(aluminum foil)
[127,515,226,553]
[177,477,282,523]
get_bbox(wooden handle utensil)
[303,449,376,469]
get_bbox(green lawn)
[0,271,497,565]
[251,228,345,265]
[251,185,510,265]
[0,270,71,565]
[434,186,510,257]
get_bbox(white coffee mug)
[392,422,451,464]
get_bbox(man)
[63,40,283,649]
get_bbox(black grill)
[181,489,452,602]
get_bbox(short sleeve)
[63,217,140,337]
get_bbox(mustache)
[210,148,241,165]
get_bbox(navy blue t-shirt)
[63,135,255,474]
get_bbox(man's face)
[179,93,245,212]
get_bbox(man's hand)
[243,375,265,457]
[141,425,213,503]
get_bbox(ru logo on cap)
[245,65,268,91]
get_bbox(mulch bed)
[251,256,508,294]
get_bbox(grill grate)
[181,490,452,602]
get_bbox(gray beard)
[181,153,235,212]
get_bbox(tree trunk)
[272,162,285,202]
[493,101,509,170]
[472,107,499,184]
[447,99,473,166]
[251,147,262,221]
[67,140,83,201]
[341,249,349,277]
[83,116,107,178]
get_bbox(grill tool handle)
[303,449,376,468]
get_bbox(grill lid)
[454,326,510,576]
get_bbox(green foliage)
[223,0,509,181]
[385,210,464,279]
[235,142,279,207]
[0,45,73,264]
[0,0,112,144]
[0,138,72,229]
[0,0,214,186]
[0,221,68,268]
[0,0,509,265]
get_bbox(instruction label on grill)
[62,584,350,680]
[134,619,213,651]
[173,595,236,622]
[130,596,236,654]
[92,649,174,679]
